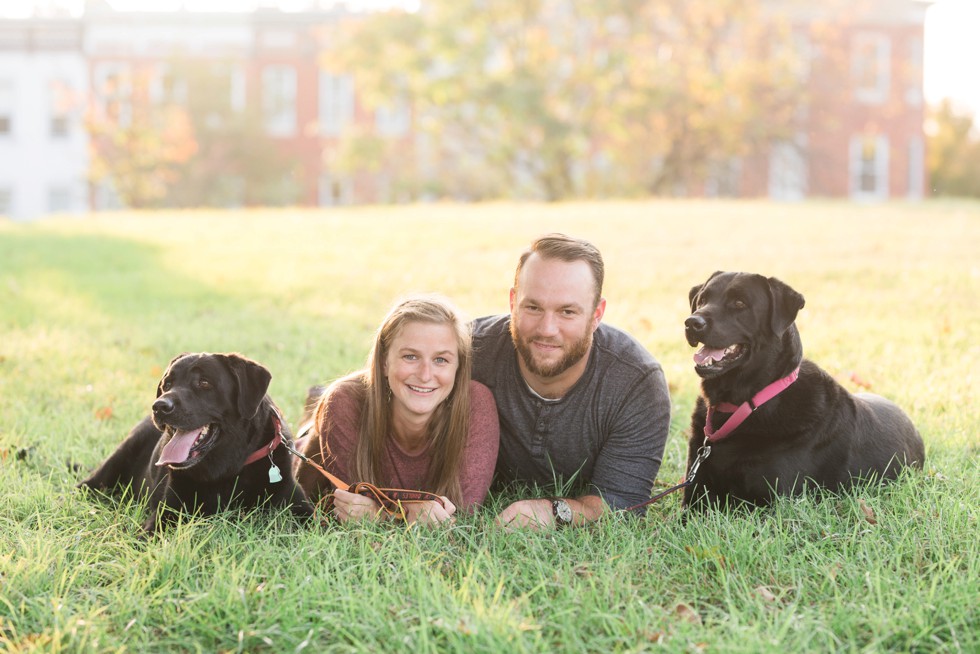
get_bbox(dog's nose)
[685,315,707,334]
[153,396,175,416]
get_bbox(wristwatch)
[551,498,573,527]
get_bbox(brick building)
[0,0,930,219]
[769,0,930,200]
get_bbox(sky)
[3,0,978,117]
[922,0,980,116]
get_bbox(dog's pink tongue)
[156,427,204,466]
[694,345,727,365]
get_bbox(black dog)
[79,352,314,533]
[682,271,924,509]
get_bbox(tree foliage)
[87,60,298,209]
[927,100,980,198]
[330,0,805,200]
[87,102,197,209]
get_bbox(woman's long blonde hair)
[315,295,472,505]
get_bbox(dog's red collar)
[243,415,284,466]
[704,366,801,443]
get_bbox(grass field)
[1,200,978,653]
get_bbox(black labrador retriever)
[79,352,314,533]
[682,271,924,510]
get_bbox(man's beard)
[510,320,593,378]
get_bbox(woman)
[295,295,499,525]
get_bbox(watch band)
[551,498,573,527]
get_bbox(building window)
[230,66,246,113]
[849,134,889,200]
[318,72,353,137]
[852,33,890,104]
[768,138,808,201]
[262,66,296,136]
[49,78,74,139]
[150,65,187,107]
[907,136,924,200]
[318,173,352,206]
[905,37,924,106]
[48,186,73,213]
[0,79,13,137]
[375,100,410,137]
[51,116,69,138]
[93,63,132,127]
[705,157,742,198]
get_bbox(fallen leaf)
[858,499,877,524]
[755,585,778,602]
[94,406,114,421]
[849,372,872,390]
[573,563,592,578]
[673,602,702,625]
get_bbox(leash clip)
[687,443,711,482]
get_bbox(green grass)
[1,200,978,653]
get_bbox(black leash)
[622,439,712,512]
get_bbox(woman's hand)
[404,496,456,526]
[332,488,383,522]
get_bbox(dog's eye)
[731,300,748,310]
[161,380,172,391]
[197,378,211,390]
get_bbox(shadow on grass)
[0,229,372,367]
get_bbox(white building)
[0,19,89,220]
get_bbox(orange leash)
[282,438,445,521]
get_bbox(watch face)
[553,499,572,526]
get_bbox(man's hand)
[495,498,555,530]
[496,495,607,530]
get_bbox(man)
[472,233,671,529]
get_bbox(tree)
[927,100,980,198]
[162,60,300,208]
[87,59,298,210]
[87,85,198,209]
[329,0,804,200]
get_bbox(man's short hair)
[514,233,604,307]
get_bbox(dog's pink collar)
[704,366,801,442]
[243,415,284,466]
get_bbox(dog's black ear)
[157,352,190,397]
[688,284,703,313]
[767,277,805,335]
[217,353,272,418]
[689,271,723,312]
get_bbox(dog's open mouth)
[693,343,746,373]
[155,424,220,469]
